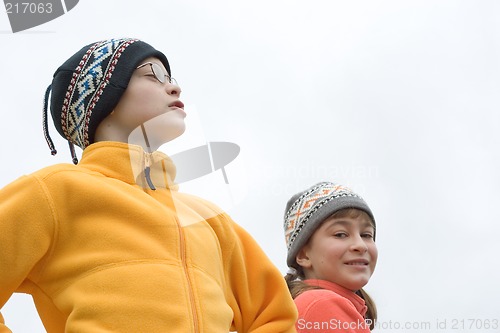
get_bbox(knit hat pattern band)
[283,182,375,269]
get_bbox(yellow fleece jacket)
[0,141,297,333]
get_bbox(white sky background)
[1,1,499,332]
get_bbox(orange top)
[294,279,370,332]
[0,142,298,333]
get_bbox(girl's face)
[95,57,186,150]
[296,210,377,291]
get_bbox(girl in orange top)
[283,182,378,332]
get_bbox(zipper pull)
[144,153,156,190]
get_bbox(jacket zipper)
[176,217,200,332]
[143,152,156,190]
[143,150,198,330]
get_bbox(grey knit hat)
[42,37,170,163]
[284,182,375,269]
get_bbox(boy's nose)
[166,82,181,97]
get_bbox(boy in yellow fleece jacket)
[0,38,297,333]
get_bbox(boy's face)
[95,57,186,149]
[296,212,377,291]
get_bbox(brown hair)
[285,208,377,330]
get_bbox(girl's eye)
[362,233,374,239]
[334,232,348,238]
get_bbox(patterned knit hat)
[42,37,170,163]
[284,182,375,269]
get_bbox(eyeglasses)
[136,62,178,86]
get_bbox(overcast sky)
[1,1,499,332]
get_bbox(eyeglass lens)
[150,63,177,85]
[137,62,177,85]
[150,63,166,84]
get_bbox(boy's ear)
[295,247,312,269]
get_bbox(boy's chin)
[127,122,186,151]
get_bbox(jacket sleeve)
[294,290,370,333]
[223,219,298,333]
[0,175,56,332]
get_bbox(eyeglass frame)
[136,62,178,86]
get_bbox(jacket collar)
[78,141,177,190]
[304,279,368,317]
